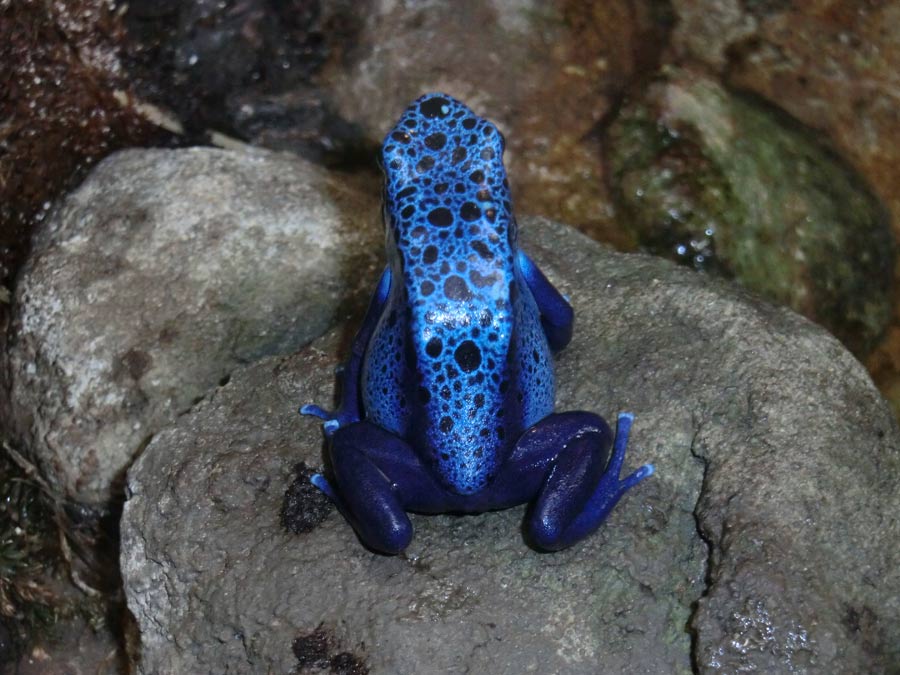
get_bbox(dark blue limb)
[301,266,392,435]
[311,419,544,552]
[314,421,444,554]
[516,251,574,351]
[312,412,652,553]
[520,412,654,551]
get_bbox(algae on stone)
[606,70,894,356]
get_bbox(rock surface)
[121,217,900,674]
[1,147,380,503]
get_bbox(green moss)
[606,71,894,355]
[609,105,741,278]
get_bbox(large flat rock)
[121,217,900,674]
[1,147,380,503]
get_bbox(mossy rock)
[605,69,894,356]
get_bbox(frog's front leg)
[510,411,654,551]
[314,421,449,554]
[301,266,391,435]
[516,251,574,351]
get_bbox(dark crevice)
[584,0,676,145]
[292,624,369,675]
[176,368,236,420]
[114,432,156,503]
[102,430,160,673]
[0,437,134,672]
[687,422,714,675]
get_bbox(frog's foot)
[299,404,358,437]
[522,411,654,551]
[315,421,433,554]
[602,413,655,494]
[578,413,654,522]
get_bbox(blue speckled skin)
[302,94,653,553]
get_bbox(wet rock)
[676,0,900,408]
[1,147,380,503]
[673,1,900,232]
[321,0,672,241]
[11,613,124,675]
[605,69,893,357]
[0,0,164,293]
[120,1,675,235]
[669,0,758,70]
[121,0,367,166]
[122,0,325,129]
[121,217,900,674]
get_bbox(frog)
[301,93,653,554]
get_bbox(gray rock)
[121,217,900,674]
[1,147,380,503]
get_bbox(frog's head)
[379,93,514,255]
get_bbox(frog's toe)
[300,405,360,436]
[310,472,338,501]
[622,463,654,490]
[606,413,653,493]
[300,403,331,419]
[300,405,348,435]
[608,412,635,474]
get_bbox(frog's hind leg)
[314,421,446,554]
[518,412,654,551]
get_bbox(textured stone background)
[122,217,900,674]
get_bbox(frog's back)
[363,94,555,496]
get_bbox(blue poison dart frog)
[301,93,653,554]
